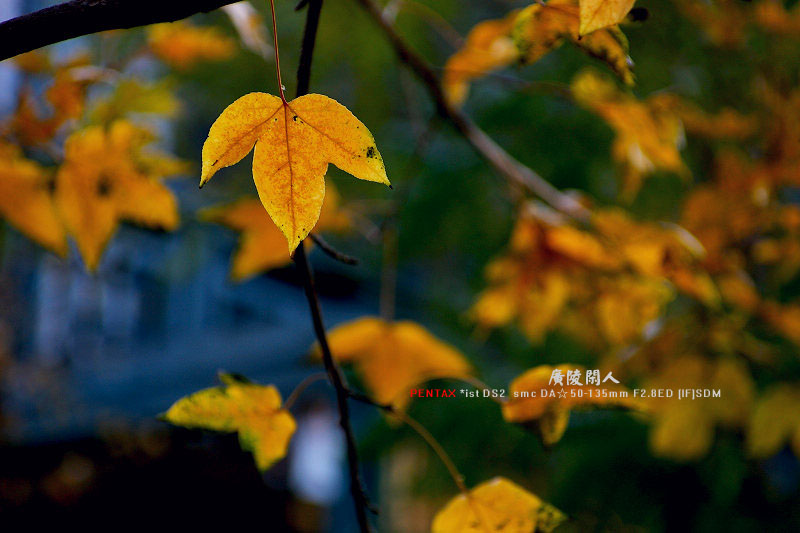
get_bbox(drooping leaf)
[202,184,351,280]
[320,317,472,410]
[201,93,390,253]
[579,0,637,35]
[571,69,686,198]
[0,142,66,255]
[55,121,180,271]
[163,373,296,471]
[513,0,634,86]
[431,477,566,533]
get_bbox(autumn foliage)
[2,0,800,530]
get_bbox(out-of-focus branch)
[0,0,241,62]
[353,0,591,222]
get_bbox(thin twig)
[353,0,591,222]
[309,233,360,265]
[284,372,328,411]
[347,389,468,494]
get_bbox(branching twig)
[0,0,242,62]
[291,3,373,531]
[309,233,360,265]
[353,0,591,222]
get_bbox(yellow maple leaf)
[431,477,566,533]
[0,143,66,255]
[321,317,472,411]
[201,93,390,253]
[502,364,640,445]
[579,0,637,35]
[163,374,296,471]
[147,21,236,70]
[55,121,180,271]
[513,0,634,86]
[202,184,351,280]
[443,11,519,106]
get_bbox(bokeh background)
[1,0,800,531]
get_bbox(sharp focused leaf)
[163,374,296,471]
[579,0,637,35]
[201,93,389,253]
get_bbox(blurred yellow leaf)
[55,121,179,271]
[502,364,640,445]
[579,0,636,35]
[163,374,295,471]
[201,93,390,253]
[443,11,519,106]
[646,356,754,461]
[202,184,351,280]
[514,0,634,86]
[431,477,566,533]
[321,317,472,410]
[746,386,800,459]
[0,143,66,255]
[148,21,236,70]
[90,79,180,124]
[572,69,687,198]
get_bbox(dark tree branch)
[294,244,374,533]
[0,0,241,62]
[292,1,374,531]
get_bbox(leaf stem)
[267,0,287,103]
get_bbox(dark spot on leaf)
[292,115,299,121]
[96,173,113,197]
[366,146,376,158]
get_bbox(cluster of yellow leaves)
[202,184,352,280]
[322,317,472,411]
[502,364,640,445]
[432,477,565,533]
[8,51,93,146]
[443,0,634,106]
[55,121,182,271]
[677,0,800,47]
[642,356,753,461]
[163,373,295,471]
[0,142,66,255]
[571,70,688,199]
[201,93,390,253]
[472,203,711,349]
[147,21,236,70]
